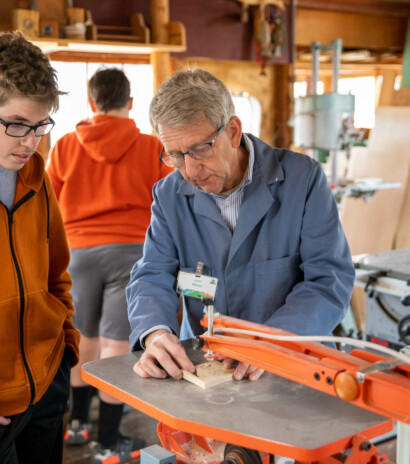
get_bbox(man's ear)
[128,97,134,111]
[227,116,243,148]
[89,98,97,113]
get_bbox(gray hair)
[149,68,235,135]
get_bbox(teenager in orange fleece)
[47,68,172,463]
[0,32,80,464]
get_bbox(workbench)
[82,341,393,463]
[354,247,410,349]
[353,247,410,464]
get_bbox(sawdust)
[179,437,226,463]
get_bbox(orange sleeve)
[47,141,64,200]
[44,173,80,364]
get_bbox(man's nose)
[184,155,202,177]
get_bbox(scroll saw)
[82,264,410,464]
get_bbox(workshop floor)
[62,395,398,463]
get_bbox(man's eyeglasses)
[159,125,225,168]
[0,117,55,138]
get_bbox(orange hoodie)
[47,115,173,248]
[0,152,80,417]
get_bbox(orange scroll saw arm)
[199,314,410,425]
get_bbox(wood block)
[86,24,97,41]
[168,21,186,46]
[131,13,150,43]
[37,0,65,24]
[182,361,234,389]
[66,7,84,25]
[12,9,39,38]
[40,20,59,38]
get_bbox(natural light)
[294,76,376,129]
[50,62,262,149]
[50,61,154,147]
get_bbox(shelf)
[32,37,186,55]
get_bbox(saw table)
[82,340,393,464]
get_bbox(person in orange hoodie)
[0,32,80,464]
[47,67,172,463]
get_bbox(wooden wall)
[295,8,407,50]
[73,0,290,63]
[178,58,276,145]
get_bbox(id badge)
[176,270,218,300]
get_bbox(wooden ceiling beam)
[296,8,407,50]
[296,0,410,18]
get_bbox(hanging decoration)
[252,0,285,75]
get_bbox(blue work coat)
[127,135,355,350]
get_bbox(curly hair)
[0,31,63,112]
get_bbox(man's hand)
[0,416,11,426]
[221,357,264,381]
[133,330,195,379]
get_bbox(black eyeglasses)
[0,117,55,138]
[159,125,225,168]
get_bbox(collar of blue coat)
[177,133,285,196]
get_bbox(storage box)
[12,9,40,38]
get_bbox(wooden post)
[150,51,171,94]
[378,70,397,106]
[150,0,171,93]
[274,64,292,149]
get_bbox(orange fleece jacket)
[0,152,80,417]
[47,114,173,248]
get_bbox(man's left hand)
[221,357,264,381]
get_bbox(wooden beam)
[296,0,410,18]
[151,0,169,44]
[296,8,407,50]
[150,0,172,92]
[274,64,292,149]
[378,70,397,106]
[150,51,172,94]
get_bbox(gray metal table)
[82,341,392,462]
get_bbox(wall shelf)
[32,37,186,55]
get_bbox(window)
[338,77,375,128]
[231,93,262,137]
[294,77,376,129]
[50,61,154,147]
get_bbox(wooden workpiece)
[182,360,235,389]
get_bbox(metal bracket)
[357,359,403,383]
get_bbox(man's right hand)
[0,416,11,426]
[133,330,196,379]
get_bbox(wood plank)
[182,360,234,389]
[340,107,410,331]
[295,9,407,50]
[180,58,275,146]
[378,70,397,106]
[392,87,410,107]
[394,170,410,249]
[340,107,410,255]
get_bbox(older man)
[127,68,355,382]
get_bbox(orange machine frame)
[200,314,410,425]
[81,313,409,463]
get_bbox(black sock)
[97,400,124,448]
[69,386,93,423]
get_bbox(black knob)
[192,336,205,350]
[398,315,410,344]
[400,295,410,306]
